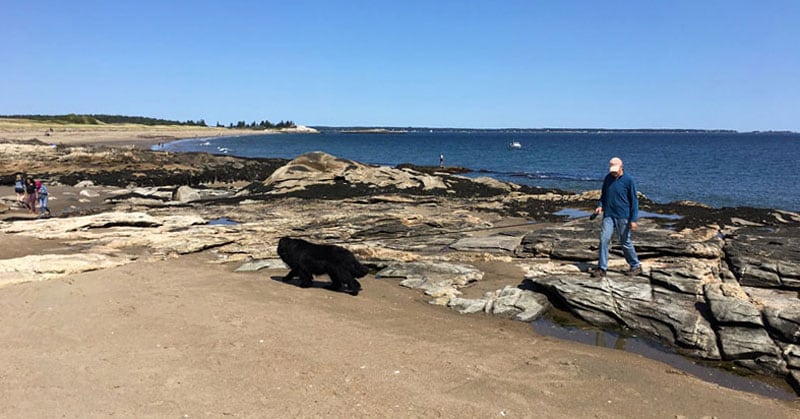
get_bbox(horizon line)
[309,126,799,134]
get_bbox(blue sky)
[2,1,798,131]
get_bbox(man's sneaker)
[627,266,642,277]
[591,269,607,278]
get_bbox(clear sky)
[2,1,798,131]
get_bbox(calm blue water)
[162,130,800,212]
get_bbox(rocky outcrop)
[724,226,800,289]
[239,152,516,201]
[0,253,135,287]
[257,151,449,194]
[519,223,800,387]
[450,234,524,253]
[3,148,800,393]
[376,262,550,322]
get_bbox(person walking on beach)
[14,174,25,206]
[439,154,444,168]
[591,157,642,277]
[24,176,37,214]
[35,180,51,217]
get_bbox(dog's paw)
[340,283,360,296]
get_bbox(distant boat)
[508,141,522,149]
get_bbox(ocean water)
[162,130,800,212]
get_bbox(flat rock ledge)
[372,261,548,321]
[3,149,800,394]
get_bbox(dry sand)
[0,118,261,148]
[1,124,799,417]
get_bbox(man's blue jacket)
[598,173,639,222]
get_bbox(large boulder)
[258,152,448,194]
[173,185,202,202]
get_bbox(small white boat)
[508,141,522,149]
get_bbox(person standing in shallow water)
[591,157,642,277]
[439,154,444,168]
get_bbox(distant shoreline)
[0,120,317,148]
[3,117,795,137]
[317,126,798,135]
[340,128,408,134]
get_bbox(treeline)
[0,114,208,126]
[2,114,297,130]
[223,120,296,129]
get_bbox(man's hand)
[630,221,638,231]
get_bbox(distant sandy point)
[0,119,274,148]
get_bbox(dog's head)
[277,237,292,258]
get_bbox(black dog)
[277,237,369,296]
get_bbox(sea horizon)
[308,125,799,134]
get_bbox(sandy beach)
[0,118,271,148]
[1,124,799,418]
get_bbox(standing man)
[591,157,642,277]
[439,154,445,168]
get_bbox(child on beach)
[24,176,37,214]
[36,180,50,216]
[14,174,25,206]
